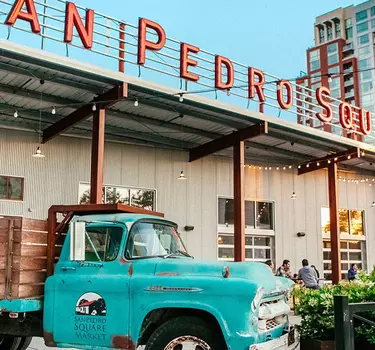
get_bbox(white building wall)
[0,129,374,274]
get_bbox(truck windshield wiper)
[163,250,193,259]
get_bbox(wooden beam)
[42,83,128,143]
[90,109,106,204]
[189,122,268,162]
[297,147,361,176]
[328,162,341,284]
[234,141,245,262]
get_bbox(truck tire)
[18,337,32,350]
[145,316,225,350]
[0,336,22,350]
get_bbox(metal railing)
[334,295,375,350]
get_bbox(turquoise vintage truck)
[0,204,298,350]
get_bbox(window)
[218,198,274,230]
[126,222,186,259]
[372,18,375,28]
[328,66,340,75]
[218,198,275,263]
[361,81,373,94]
[327,43,338,54]
[359,58,371,69]
[360,70,372,81]
[356,10,368,22]
[335,22,341,37]
[78,183,156,210]
[309,49,320,71]
[327,24,333,41]
[321,207,365,236]
[218,234,273,262]
[0,176,24,201]
[323,240,366,280]
[346,27,353,40]
[330,77,341,90]
[310,73,321,84]
[371,6,375,16]
[319,27,324,43]
[361,94,374,106]
[358,34,369,45]
[358,46,371,57]
[331,89,341,98]
[328,54,339,65]
[85,226,123,262]
[357,21,368,33]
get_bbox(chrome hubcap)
[164,335,211,350]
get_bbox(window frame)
[0,175,24,202]
[218,196,275,233]
[78,182,157,211]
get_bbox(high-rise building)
[297,1,375,143]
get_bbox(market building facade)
[0,0,375,282]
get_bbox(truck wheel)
[18,337,32,350]
[145,316,224,350]
[0,336,22,350]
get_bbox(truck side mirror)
[70,221,86,261]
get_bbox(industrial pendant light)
[178,170,187,180]
[177,116,187,180]
[32,93,46,159]
[32,146,45,158]
[291,191,297,200]
[372,201,375,208]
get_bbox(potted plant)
[293,270,375,350]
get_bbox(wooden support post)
[47,208,57,277]
[234,141,245,262]
[328,162,341,284]
[90,109,106,204]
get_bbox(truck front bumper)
[249,328,300,350]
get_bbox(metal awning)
[1,40,375,175]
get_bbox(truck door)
[52,223,130,348]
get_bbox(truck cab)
[43,211,298,350]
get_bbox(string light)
[328,74,333,84]
[13,109,18,118]
[317,162,320,166]
[362,151,365,156]
[328,160,331,164]
[179,93,184,102]
[134,99,139,107]
[92,103,97,111]
[226,89,231,96]
[347,155,351,160]
[52,106,56,115]
[334,157,338,161]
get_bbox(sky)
[71,0,364,80]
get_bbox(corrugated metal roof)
[0,41,375,175]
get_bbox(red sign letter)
[64,2,94,49]
[6,0,40,33]
[316,86,333,123]
[339,103,354,130]
[359,108,372,135]
[138,18,166,65]
[215,56,234,90]
[180,43,200,82]
[276,80,293,110]
[248,68,265,103]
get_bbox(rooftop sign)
[0,0,373,139]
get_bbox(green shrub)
[293,270,375,345]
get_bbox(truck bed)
[0,217,63,300]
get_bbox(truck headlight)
[251,287,265,312]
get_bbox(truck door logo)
[75,292,106,317]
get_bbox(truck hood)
[154,258,277,291]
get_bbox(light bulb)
[289,165,292,169]
[226,89,231,96]
[178,170,186,180]
[361,151,365,156]
[298,165,301,169]
[52,106,56,115]
[328,160,332,164]
[306,164,310,168]
[317,162,320,166]
[92,103,97,111]
[179,94,184,102]
[291,192,297,200]
[328,74,333,83]
[14,110,18,118]
[134,99,139,107]
[32,146,45,158]
[283,167,286,170]
[372,202,375,208]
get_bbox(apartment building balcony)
[343,42,354,52]
[344,78,354,87]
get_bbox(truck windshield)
[126,222,189,259]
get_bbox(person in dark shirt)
[348,264,358,281]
